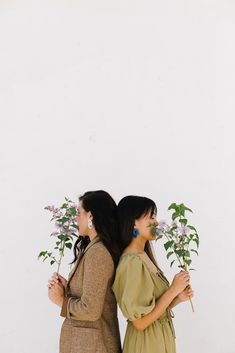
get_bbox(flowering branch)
[38,197,78,273]
[150,203,199,312]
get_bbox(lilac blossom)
[177,226,191,236]
[158,221,170,231]
[171,221,178,228]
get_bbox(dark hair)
[117,195,162,271]
[72,190,121,267]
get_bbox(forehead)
[77,201,84,210]
[141,208,156,219]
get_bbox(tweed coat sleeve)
[60,244,114,321]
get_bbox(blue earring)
[133,228,139,237]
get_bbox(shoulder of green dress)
[117,252,143,271]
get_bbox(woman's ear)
[134,219,139,228]
[87,211,93,220]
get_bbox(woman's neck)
[87,229,98,241]
[127,237,146,254]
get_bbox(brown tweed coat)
[59,235,122,353]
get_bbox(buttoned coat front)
[59,236,122,353]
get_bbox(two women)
[48,191,193,353]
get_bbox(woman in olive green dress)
[112,196,194,353]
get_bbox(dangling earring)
[88,219,93,229]
[133,227,139,238]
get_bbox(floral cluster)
[38,197,79,272]
[151,203,199,271]
[150,203,199,312]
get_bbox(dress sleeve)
[112,254,155,321]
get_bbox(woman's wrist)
[167,286,179,300]
[169,295,182,309]
[57,296,65,308]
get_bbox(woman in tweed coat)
[48,190,122,353]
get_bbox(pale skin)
[47,200,97,307]
[122,210,194,332]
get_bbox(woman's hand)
[177,285,194,302]
[48,272,67,289]
[48,282,65,307]
[170,271,190,296]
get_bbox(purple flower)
[155,227,164,236]
[177,226,191,236]
[158,221,170,231]
[64,229,73,236]
[171,221,178,228]
[50,231,59,237]
[70,203,78,208]
[45,205,55,212]
[55,222,64,230]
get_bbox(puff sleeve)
[112,254,155,321]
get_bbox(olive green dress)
[112,253,176,353]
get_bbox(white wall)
[0,1,234,353]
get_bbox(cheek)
[138,221,148,234]
[77,215,87,229]
[143,221,152,235]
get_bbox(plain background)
[0,1,235,353]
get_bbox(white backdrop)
[0,1,235,353]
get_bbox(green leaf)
[179,218,187,226]
[170,260,175,267]
[151,227,157,236]
[178,264,185,269]
[38,251,47,258]
[164,240,174,251]
[184,259,192,266]
[58,234,68,241]
[168,203,177,210]
[172,212,179,221]
[190,249,199,255]
[184,206,193,213]
[166,251,174,259]
[193,238,199,248]
[71,224,79,230]
[50,260,55,265]
[65,243,72,249]
[188,225,197,232]
[58,217,69,224]
[175,249,184,257]
[67,208,77,216]
[178,205,185,217]
[65,236,73,241]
